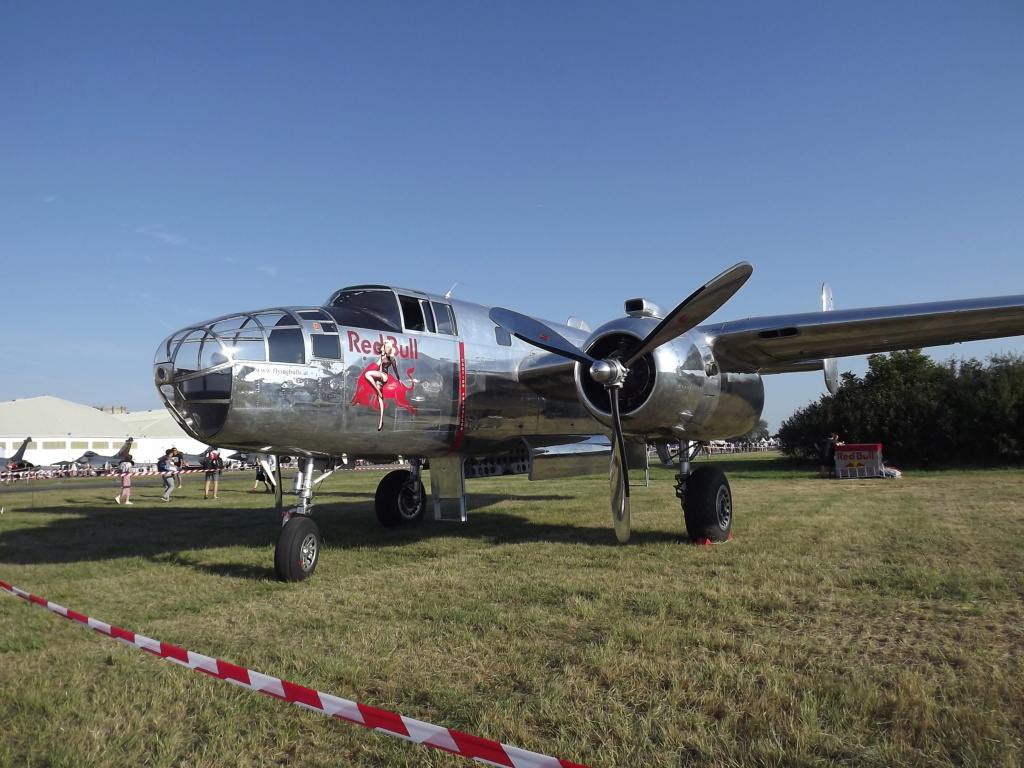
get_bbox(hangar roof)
[0,396,131,438]
[0,396,187,440]
[111,408,191,439]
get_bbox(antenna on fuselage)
[444,283,458,299]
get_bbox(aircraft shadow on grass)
[0,489,690,580]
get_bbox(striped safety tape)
[97,465,403,478]
[0,580,589,768]
[102,469,219,477]
[0,470,215,480]
[1,464,409,481]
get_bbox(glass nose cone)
[154,323,239,440]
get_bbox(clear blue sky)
[2,2,1022,433]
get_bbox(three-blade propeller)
[489,263,752,542]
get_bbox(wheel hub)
[398,481,424,520]
[715,487,732,529]
[299,532,318,571]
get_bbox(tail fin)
[114,438,134,459]
[9,438,31,463]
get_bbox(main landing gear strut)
[673,441,733,543]
[273,457,427,582]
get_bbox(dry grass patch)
[1,459,1022,766]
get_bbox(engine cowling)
[574,316,764,440]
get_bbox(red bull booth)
[834,443,885,479]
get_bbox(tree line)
[777,350,1024,468]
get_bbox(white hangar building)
[0,396,211,467]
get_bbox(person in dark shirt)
[203,451,224,499]
[159,449,177,501]
[819,432,842,478]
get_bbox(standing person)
[250,454,271,493]
[159,449,177,501]
[114,453,135,505]
[202,451,224,499]
[818,432,843,478]
[171,447,185,488]
[263,453,277,493]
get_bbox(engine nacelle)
[574,315,764,441]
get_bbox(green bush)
[778,351,1024,468]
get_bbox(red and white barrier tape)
[0,469,215,481]
[1,464,406,481]
[0,580,588,768]
[101,469,219,477]
[97,465,405,478]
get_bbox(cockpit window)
[157,331,182,364]
[221,317,266,361]
[421,300,436,333]
[311,334,340,359]
[174,329,206,373]
[190,315,268,363]
[327,289,402,332]
[432,302,457,335]
[263,313,305,364]
[398,295,427,331]
[199,334,229,369]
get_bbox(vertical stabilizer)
[9,437,31,464]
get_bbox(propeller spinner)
[489,262,752,542]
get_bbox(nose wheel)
[275,515,321,581]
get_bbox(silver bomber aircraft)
[153,264,1024,581]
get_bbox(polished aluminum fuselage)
[154,286,764,460]
[154,291,601,460]
[156,280,1024,461]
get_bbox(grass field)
[1,455,1022,767]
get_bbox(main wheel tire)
[375,469,426,527]
[275,516,321,582]
[683,466,733,542]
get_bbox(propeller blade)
[608,389,631,542]
[623,262,753,369]
[822,282,839,394]
[489,307,597,366]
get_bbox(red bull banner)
[835,443,884,479]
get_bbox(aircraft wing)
[705,294,1024,373]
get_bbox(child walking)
[114,454,135,505]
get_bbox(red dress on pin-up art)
[351,361,418,416]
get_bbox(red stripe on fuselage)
[446,341,467,454]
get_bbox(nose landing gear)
[275,516,321,582]
[274,456,331,582]
[273,456,427,581]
